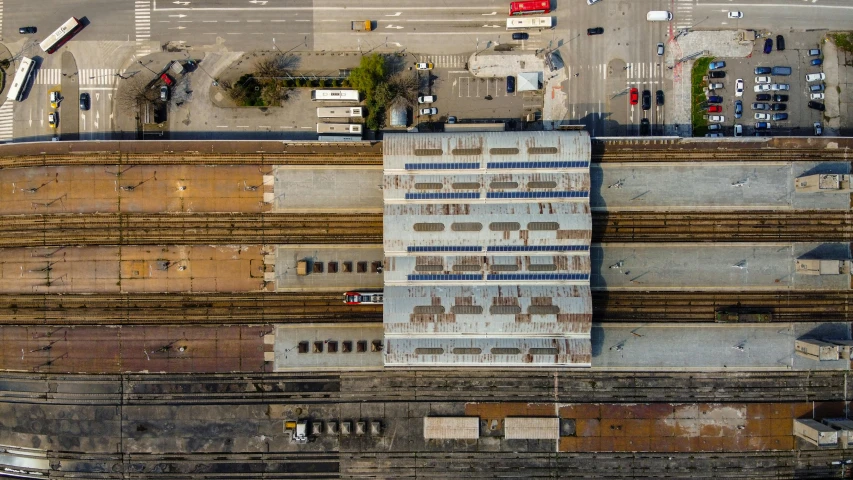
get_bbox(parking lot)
[700,32,827,137]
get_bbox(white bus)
[506,17,553,29]
[39,17,83,54]
[6,57,35,102]
[317,106,363,118]
[317,123,363,134]
[310,89,360,102]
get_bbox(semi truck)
[351,21,373,32]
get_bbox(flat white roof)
[423,417,481,439]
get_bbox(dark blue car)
[708,95,723,104]
[811,58,822,66]
[763,38,773,54]
[734,100,743,119]
[506,76,515,93]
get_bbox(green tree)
[348,54,386,98]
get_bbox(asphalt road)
[0,0,851,141]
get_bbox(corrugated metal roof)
[423,417,481,439]
[385,337,592,367]
[504,417,560,440]
[384,202,591,255]
[384,255,591,284]
[384,172,590,203]
[384,131,591,172]
[382,131,592,368]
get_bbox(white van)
[647,11,673,21]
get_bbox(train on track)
[343,291,384,305]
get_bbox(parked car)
[809,49,821,56]
[640,118,650,136]
[754,67,771,75]
[79,93,90,111]
[629,88,638,105]
[807,101,825,111]
[708,105,722,113]
[770,103,787,111]
[771,66,792,76]
[776,35,785,51]
[754,113,770,120]
[160,85,169,102]
[814,122,822,136]
[18,26,37,34]
[656,90,664,105]
[708,115,725,123]
[642,90,651,110]
[415,62,433,70]
[657,43,664,56]
[809,83,825,92]
[754,76,771,84]
[707,95,723,104]
[811,58,823,66]
[587,0,603,4]
[709,61,726,70]
[707,124,722,131]
[49,91,60,109]
[418,95,435,104]
[709,83,724,90]
[763,38,773,54]
[709,71,726,79]
[48,112,57,129]
[735,78,744,97]
[754,84,771,92]
[447,116,457,124]
[751,103,769,110]
[772,113,788,121]
[512,32,529,40]
[587,27,604,35]
[755,94,771,101]
[420,107,437,115]
[734,124,743,136]
[810,92,825,100]
[734,100,743,119]
[770,84,789,91]
[805,73,826,82]
[506,76,515,93]
[772,94,788,102]
[755,122,771,129]
[727,11,743,19]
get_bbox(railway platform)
[591,242,852,291]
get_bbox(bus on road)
[39,17,83,54]
[6,57,35,102]
[509,0,550,16]
[317,123,363,134]
[310,89,360,102]
[317,106,363,118]
[506,17,553,29]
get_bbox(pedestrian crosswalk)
[624,62,666,81]
[0,101,14,143]
[418,55,467,69]
[565,62,666,83]
[675,0,695,29]
[34,68,61,85]
[135,0,152,57]
[80,69,119,85]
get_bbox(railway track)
[595,210,853,242]
[0,209,849,247]
[0,449,845,479]
[0,213,383,247]
[0,290,847,325]
[0,370,847,404]
[593,290,853,322]
[0,146,848,169]
[0,292,382,324]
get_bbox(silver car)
[420,107,437,115]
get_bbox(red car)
[708,105,722,113]
[629,88,638,105]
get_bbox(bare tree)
[116,75,160,113]
[387,71,419,107]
